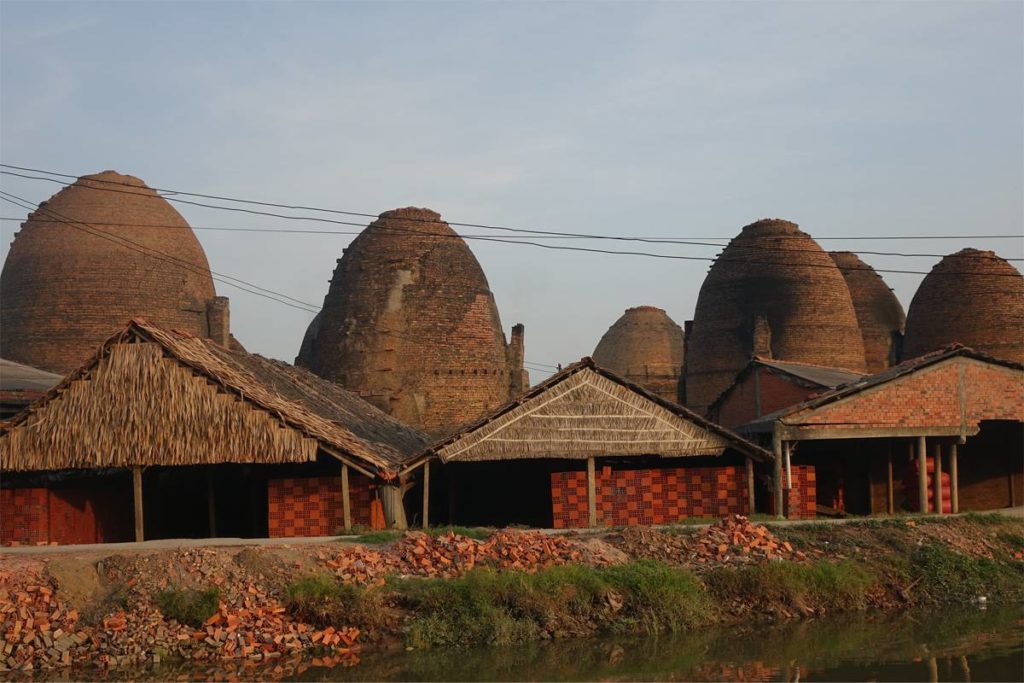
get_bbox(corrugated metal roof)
[0,358,63,392]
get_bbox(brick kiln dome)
[297,207,525,436]
[903,249,1024,363]
[1,171,219,374]
[684,219,867,414]
[592,306,684,403]
[829,251,906,373]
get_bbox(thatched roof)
[0,320,429,475]
[421,358,770,465]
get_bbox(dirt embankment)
[2,514,1022,675]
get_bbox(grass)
[425,525,493,540]
[284,573,393,638]
[705,560,881,613]
[351,530,403,544]
[392,560,711,649]
[908,543,1024,604]
[156,587,220,628]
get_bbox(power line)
[4,171,1023,276]
[3,165,1022,248]
[0,192,321,314]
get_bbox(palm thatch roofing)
[416,358,769,467]
[0,320,429,475]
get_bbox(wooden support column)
[772,426,784,519]
[132,467,145,542]
[784,441,793,489]
[380,484,408,530]
[886,444,895,515]
[206,469,217,537]
[917,436,929,513]
[587,457,597,527]
[949,443,959,514]
[745,456,756,515]
[422,460,430,530]
[933,443,944,514]
[341,463,352,532]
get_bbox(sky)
[1,1,1022,376]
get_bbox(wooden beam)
[933,443,944,514]
[132,467,144,542]
[784,441,793,489]
[778,425,975,442]
[773,426,784,519]
[745,456,756,515]
[341,463,352,532]
[886,443,895,515]
[422,460,430,530]
[206,469,216,537]
[917,436,929,513]
[949,443,959,514]
[587,457,597,527]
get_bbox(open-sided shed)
[737,345,1024,517]
[0,320,428,544]
[408,358,772,528]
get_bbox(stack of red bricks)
[551,466,749,528]
[267,476,373,537]
[0,489,49,546]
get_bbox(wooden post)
[422,460,430,530]
[917,436,929,513]
[341,463,352,532]
[773,426,784,519]
[132,466,145,542]
[745,456,756,515]
[933,443,943,514]
[950,443,959,514]
[886,444,895,515]
[206,469,217,537]
[380,484,408,530]
[587,457,597,527]
[784,441,793,489]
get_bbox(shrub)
[285,574,391,636]
[156,587,220,627]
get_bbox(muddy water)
[62,605,1023,681]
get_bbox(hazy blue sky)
[2,1,1021,375]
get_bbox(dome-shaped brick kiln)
[829,251,906,372]
[684,219,867,415]
[297,207,526,436]
[903,249,1024,363]
[592,306,684,403]
[0,171,225,374]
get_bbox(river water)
[60,605,1023,681]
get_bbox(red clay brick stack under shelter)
[592,306,685,403]
[297,207,526,438]
[902,248,1024,364]
[684,219,868,416]
[0,171,236,375]
[829,251,906,373]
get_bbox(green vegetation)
[908,543,1024,604]
[156,587,220,627]
[285,574,392,637]
[705,560,880,613]
[351,530,402,544]
[393,560,711,649]
[425,525,493,540]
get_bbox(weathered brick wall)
[267,475,373,537]
[551,465,751,528]
[299,208,523,437]
[713,369,823,428]
[0,486,131,545]
[0,488,49,545]
[830,252,905,373]
[685,219,867,415]
[592,306,685,403]
[903,249,1024,363]
[768,466,817,519]
[0,171,217,374]
[794,360,1023,430]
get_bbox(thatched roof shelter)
[0,320,429,476]
[416,358,769,467]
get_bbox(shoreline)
[2,513,1022,675]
